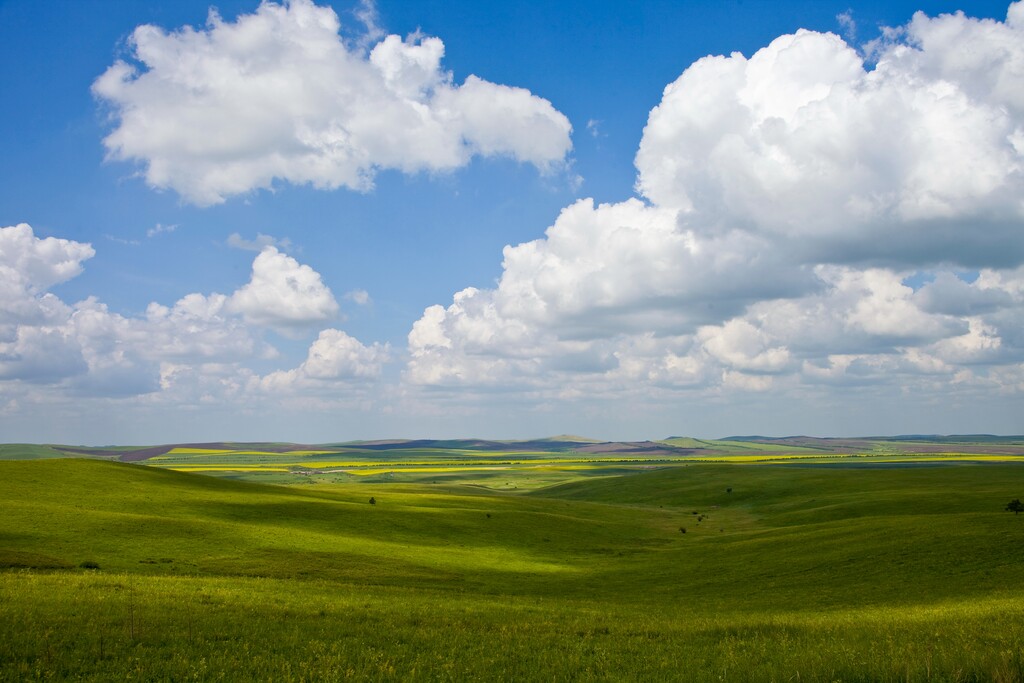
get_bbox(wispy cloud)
[226,233,294,252]
[354,0,385,50]
[836,9,857,44]
[104,234,140,246]
[344,289,372,306]
[146,223,177,238]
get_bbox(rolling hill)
[3,458,1024,679]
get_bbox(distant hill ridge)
[722,434,1024,441]
[2,434,1024,463]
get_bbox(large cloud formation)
[0,224,383,405]
[93,0,573,205]
[636,8,1024,267]
[408,4,1024,410]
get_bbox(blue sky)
[1,0,1022,443]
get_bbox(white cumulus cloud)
[302,328,389,379]
[0,326,88,384]
[0,224,94,297]
[699,320,792,373]
[93,0,573,205]
[227,246,339,332]
[344,289,371,306]
[636,6,1024,268]
[0,225,386,404]
[259,328,390,393]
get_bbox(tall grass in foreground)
[2,571,1024,681]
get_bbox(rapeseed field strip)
[147,450,1024,480]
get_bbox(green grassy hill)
[0,459,689,592]
[541,463,1024,605]
[2,459,1024,680]
[0,444,70,460]
[658,436,828,453]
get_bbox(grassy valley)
[2,438,1024,680]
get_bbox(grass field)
[2,457,1024,680]
[0,444,70,460]
[137,440,1024,489]
[6,435,1022,487]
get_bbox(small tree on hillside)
[1006,499,1023,515]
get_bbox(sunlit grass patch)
[166,447,237,455]
[165,448,339,457]
[681,451,1024,464]
[3,571,1024,681]
[872,452,1024,462]
[278,450,341,456]
[162,465,291,472]
[346,466,513,475]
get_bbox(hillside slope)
[4,460,1024,680]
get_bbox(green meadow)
[3,452,1024,680]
